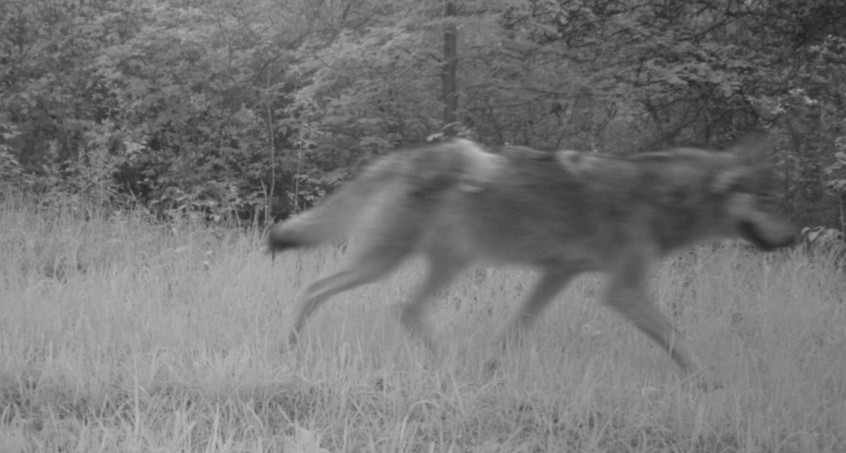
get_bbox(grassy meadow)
[1,200,845,452]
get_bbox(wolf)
[267,137,795,382]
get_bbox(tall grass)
[1,201,844,452]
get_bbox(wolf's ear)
[728,134,773,163]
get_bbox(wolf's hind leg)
[398,249,468,350]
[287,241,412,349]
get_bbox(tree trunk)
[442,0,458,136]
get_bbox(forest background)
[2,0,846,230]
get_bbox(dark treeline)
[1,0,845,228]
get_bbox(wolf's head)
[710,139,796,251]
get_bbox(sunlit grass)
[1,200,845,452]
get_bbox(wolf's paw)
[483,357,501,377]
[281,332,300,354]
[684,372,723,392]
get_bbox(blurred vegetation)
[1,0,845,228]
[0,198,844,451]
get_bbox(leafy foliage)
[1,0,845,227]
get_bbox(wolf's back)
[267,139,498,254]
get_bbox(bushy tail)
[267,156,400,256]
[266,139,500,258]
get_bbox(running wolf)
[267,137,795,380]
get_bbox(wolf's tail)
[267,155,399,255]
[267,139,497,256]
